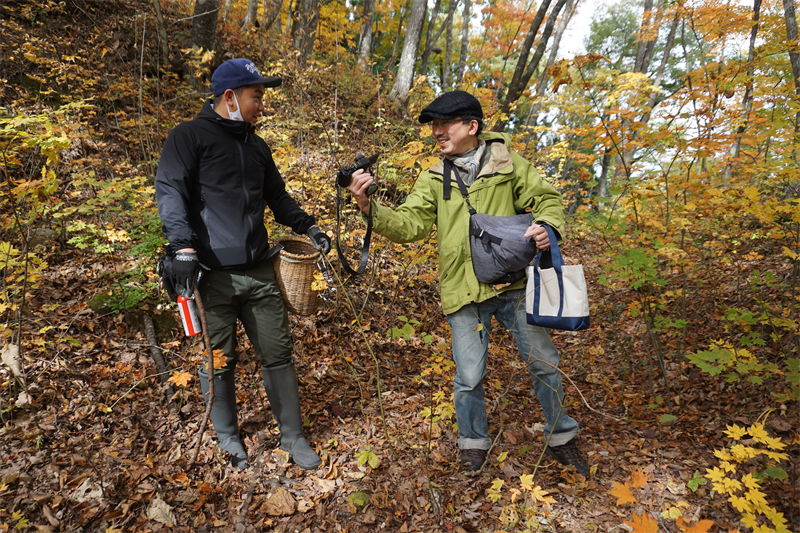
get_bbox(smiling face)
[224,84,265,125]
[431,117,480,156]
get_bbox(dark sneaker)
[460,448,488,472]
[545,440,590,477]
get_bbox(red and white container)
[177,295,201,336]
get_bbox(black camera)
[337,153,379,196]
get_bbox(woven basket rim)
[274,235,320,261]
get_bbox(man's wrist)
[175,250,198,260]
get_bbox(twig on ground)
[143,314,176,405]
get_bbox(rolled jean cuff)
[544,428,579,448]
[459,437,491,451]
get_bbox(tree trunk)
[291,0,321,62]
[493,0,568,131]
[192,0,220,53]
[222,0,232,22]
[388,0,428,103]
[420,0,458,84]
[524,0,575,134]
[242,0,258,28]
[615,6,680,177]
[262,0,282,33]
[301,5,320,59]
[151,0,171,64]
[380,0,413,91]
[441,0,458,90]
[455,0,470,87]
[783,0,800,133]
[724,0,761,178]
[418,0,443,80]
[357,0,377,71]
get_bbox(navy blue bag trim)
[528,225,590,331]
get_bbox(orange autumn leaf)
[624,512,659,533]
[609,481,638,505]
[168,371,192,387]
[629,469,651,488]
[677,516,714,533]
[211,348,227,370]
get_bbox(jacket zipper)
[236,138,255,265]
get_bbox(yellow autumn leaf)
[742,473,760,490]
[714,448,733,461]
[747,423,769,444]
[728,494,752,513]
[741,512,759,529]
[520,474,535,491]
[168,371,192,388]
[746,488,770,513]
[724,424,747,440]
[528,485,555,508]
[419,156,440,170]
[98,404,112,413]
[705,466,728,484]
[764,450,789,462]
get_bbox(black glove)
[172,250,199,298]
[307,225,331,255]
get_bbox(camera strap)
[335,183,372,275]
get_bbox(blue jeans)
[446,289,579,450]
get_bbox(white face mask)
[228,91,244,122]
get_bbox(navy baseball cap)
[211,58,282,96]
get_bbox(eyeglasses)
[430,118,463,129]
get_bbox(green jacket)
[371,131,566,315]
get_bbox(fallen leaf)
[264,487,296,516]
[146,496,176,526]
[72,479,103,503]
[1,343,22,380]
[629,469,650,488]
[609,481,637,505]
[624,512,658,533]
[677,516,714,533]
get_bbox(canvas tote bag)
[526,225,590,331]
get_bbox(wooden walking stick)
[190,286,216,465]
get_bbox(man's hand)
[348,168,374,215]
[307,225,332,255]
[173,249,199,298]
[524,223,551,251]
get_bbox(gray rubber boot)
[199,369,248,468]
[261,362,321,469]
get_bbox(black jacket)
[155,101,315,269]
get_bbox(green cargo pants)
[198,259,292,373]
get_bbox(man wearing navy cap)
[347,91,589,476]
[156,58,330,470]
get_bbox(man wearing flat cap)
[348,90,589,475]
[156,58,330,470]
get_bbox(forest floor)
[1,235,797,533]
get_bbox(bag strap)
[443,159,477,215]
[442,138,503,201]
[533,225,566,318]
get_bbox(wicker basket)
[272,235,322,316]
